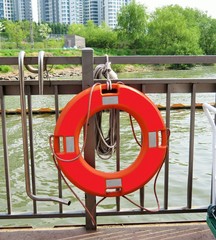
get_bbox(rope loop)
[93,56,118,159]
[93,54,118,91]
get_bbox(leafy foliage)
[117,0,148,48]
[38,23,52,40]
[0,22,5,32]
[0,65,12,73]
[145,5,203,56]
[4,20,28,48]
[199,17,216,55]
[0,2,216,60]
[68,20,118,48]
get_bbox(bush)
[112,64,125,73]
[0,65,12,73]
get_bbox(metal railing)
[0,48,216,229]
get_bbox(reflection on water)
[118,65,216,79]
[0,99,213,227]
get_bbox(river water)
[0,65,216,227]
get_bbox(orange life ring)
[52,83,167,197]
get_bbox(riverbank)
[0,66,82,81]
[0,64,159,81]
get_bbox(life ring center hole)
[79,110,142,173]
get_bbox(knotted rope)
[93,55,118,159]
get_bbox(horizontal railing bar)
[1,55,216,66]
[1,78,216,86]
[0,57,20,65]
[94,55,216,64]
[0,56,82,65]
[0,207,207,220]
[0,79,216,96]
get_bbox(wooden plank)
[0,222,213,240]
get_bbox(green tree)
[84,20,98,46]
[48,22,69,34]
[38,23,52,48]
[172,7,216,55]
[117,0,148,49]
[146,5,203,57]
[68,23,85,36]
[38,23,52,40]
[4,21,28,48]
[68,21,118,48]
[95,22,118,48]
[0,21,5,49]
[195,15,216,55]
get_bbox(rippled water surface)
[0,65,216,227]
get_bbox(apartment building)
[0,0,130,28]
[14,0,32,20]
[0,0,36,21]
[100,0,130,28]
[83,0,99,25]
[0,0,5,20]
[1,0,14,20]
[48,0,131,28]
[57,0,83,24]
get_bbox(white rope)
[93,55,118,88]
[49,83,101,162]
[95,109,117,160]
[93,55,119,159]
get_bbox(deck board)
[0,222,214,240]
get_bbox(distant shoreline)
[0,64,168,81]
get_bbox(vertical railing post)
[187,83,196,209]
[164,84,171,209]
[54,85,63,214]
[26,86,37,214]
[82,48,97,230]
[0,86,12,214]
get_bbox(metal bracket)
[18,51,70,205]
[24,51,46,95]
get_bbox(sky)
[138,0,216,18]
[32,1,38,22]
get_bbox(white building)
[83,0,99,25]
[0,0,38,22]
[38,0,130,28]
[2,0,14,20]
[100,0,130,28]
[0,0,131,29]
[57,0,83,24]
[39,0,83,24]
[14,0,33,20]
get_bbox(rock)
[28,75,36,79]
[10,77,18,81]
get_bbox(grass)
[0,65,12,73]
[0,47,129,74]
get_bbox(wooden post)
[82,48,97,230]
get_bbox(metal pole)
[0,86,12,214]
[187,83,196,209]
[18,51,70,205]
[38,51,44,95]
[203,103,216,205]
[164,84,171,209]
[82,48,97,230]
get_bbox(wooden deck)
[0,222,215,240]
